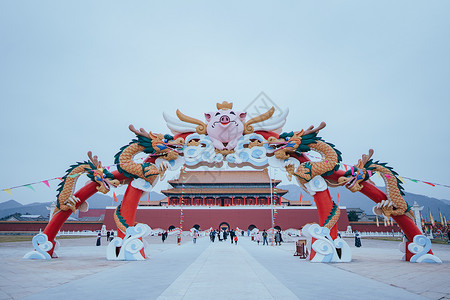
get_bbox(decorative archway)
[24,101,441,263]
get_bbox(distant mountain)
[0,200,23,210]
[0,201,53,219]
[0,192,167,219]
[278,184,450,220]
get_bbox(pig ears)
[204,113,212,122]
[239,112,247,120]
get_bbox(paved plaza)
[0,235,449,300]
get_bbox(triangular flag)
[106,166,110,170]
[351,167,355,175]
[409,179,418,183]
[25,184,35,191]
[344,164,348,171]
[57,177,63,181]
[42,180,50,188]
[398,176,405,183]
[113,192,118,202]
[3,189,12,196]
[423,181,435,187]
[430,210,435,227]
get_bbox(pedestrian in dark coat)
[96,232,101,246]
[106,231,110,242]
[355,231,362,247]
[275,231,282,246]
[230,230,235,244]
[162,231,167,243]
[262,230,268,245]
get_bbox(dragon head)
[270,122,327,160]
[338,149,375,192]
[86,151,120,194]
[129,125,184,161]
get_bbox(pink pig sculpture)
[204,104,247,150]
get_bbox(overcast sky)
[1,1,449,205]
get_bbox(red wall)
[104,208,350,231]
[78,209,106,218]
[0,221,103,232]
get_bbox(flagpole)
[269,167,274,246]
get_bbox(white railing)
[56,230,101,236]
[339,231,403,238]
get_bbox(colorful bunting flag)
[424,181,435,187]
[3,189,12,196]
[25,184,35,191]
[113,191,118,202]
[42,180,50,188]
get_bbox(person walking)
[256,232,261,245]
[219,230,223,242]
[275,230,282,246]
[262,230,268,245]
[106,231,110,242]
[234,235,238,245]
[193,230,199,244]
[354,230,362,247]
[162,231,167,243]
[96,231,101,246]
[230,230,235,244]
[110,230,114,242]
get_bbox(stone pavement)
[0,235,449,299]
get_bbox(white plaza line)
[157,237,299,300]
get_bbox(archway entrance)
[219,222,230,231]
[248,224,256,231]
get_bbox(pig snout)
[220,115,230,124]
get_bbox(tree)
[347,210,359,222]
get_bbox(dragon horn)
[361,149,374,166]
[243,106,275,134]
[129,124,152,138]
[87,151,101,168]
[303,122,326,136]
[175,109,207,134]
